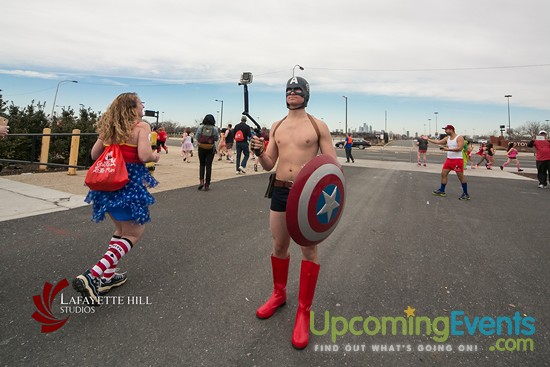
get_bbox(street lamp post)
[342,96,348,134]
[428,118,431,137]
[434,112,439,136]
[504,94,512,136]
[215,99,224,128]
[51,80,78,120]
[293,64,304,77]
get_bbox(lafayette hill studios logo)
[32,278,153,333]
[31,279,70,333]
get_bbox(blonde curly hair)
[96,92,140,144]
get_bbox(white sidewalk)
[0,178,88,222]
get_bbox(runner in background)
[415,136,428,166]
[500,142,523,172]
[146,125,158,175]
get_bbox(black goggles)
[286,87,304,96]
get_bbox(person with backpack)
[195,114,219,191]
[234,116,252,174]
[73,92,160,304]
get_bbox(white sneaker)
[239,166,246,174]
[538,184,544,188]
[236,171,241,175]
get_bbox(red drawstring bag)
[85,144,129,191]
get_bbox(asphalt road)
[167,138,538,169]
[1,166,548,366]
[345,140,538,169]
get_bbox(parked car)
[334,139,371,149]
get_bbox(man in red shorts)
[423,125,470,200]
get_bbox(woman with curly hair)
[73,92,160,304]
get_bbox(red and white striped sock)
[91,237,133,278]
[102,268,116,280]
[102,236,121,280]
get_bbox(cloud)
[1,0,550,110]
[0,69,60,80]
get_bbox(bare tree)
[514,121,546,138]
[160,120,180,135]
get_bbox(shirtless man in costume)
[250,76,337,349]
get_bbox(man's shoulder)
[534,139,550,147]
[306,114,330,135]
[306,113,325,126]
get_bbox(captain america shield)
[286,154,346,247]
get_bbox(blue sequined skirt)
[85,163,159,224]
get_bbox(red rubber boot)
[291,260,320,349]
[256,255,290,319]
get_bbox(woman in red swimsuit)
[73,93,160,304]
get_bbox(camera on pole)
[238,72,261,135]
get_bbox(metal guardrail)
[0,131,98,170]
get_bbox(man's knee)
[300,246,318,262]
[272,236,290,256]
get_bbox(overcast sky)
[1,0,549,135]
